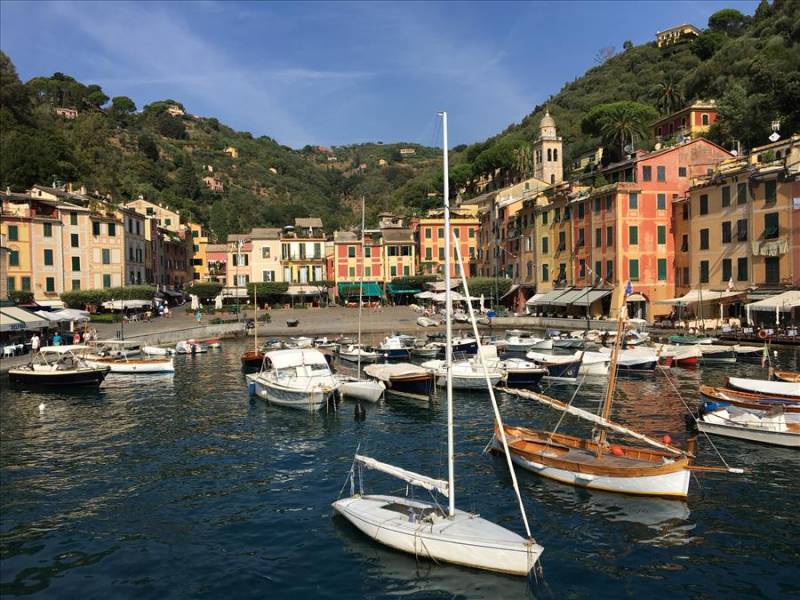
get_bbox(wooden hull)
[773,371,800,384]
[699,385,800,413]
[241,351,265,370]
[496,425,691,497]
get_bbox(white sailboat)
[333,111,543,576]
[339,197,386,404]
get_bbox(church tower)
[533,110,563,185]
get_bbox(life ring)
[758,330,768,339]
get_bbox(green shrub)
[90,313,117,323]
[258,312,271,322]
[188,281,224,301]
[8,290,34,304]
[61,286,156,309]
[247,282,290,302]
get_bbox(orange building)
[414,208,479,278]
[652,101,717,142]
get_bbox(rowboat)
[697,403,800,447]
[726,376,800,399]
[772,370,800,383]
[699,385,800,413]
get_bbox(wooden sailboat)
[772,370,800,384]
[497,291,740,498]
[241,282,264,370]
[339,197,385,403]
[333,112,543,576]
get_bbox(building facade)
[652,101,718,142]
[415,208,479,278]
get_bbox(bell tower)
[533,110,563,185]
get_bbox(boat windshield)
[276,364,330,379]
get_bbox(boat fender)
[701,400,729,414]
[610,445,624,457]
[662,434,672,445]
[758,330,768,339]
[354,402,366,421]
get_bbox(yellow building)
[651,101,717,142]
[249,228,283,283]
[189,223,208,281]
[1,192,35,297]
[226,234,251,290]
[124,198,183,232]
[57,201,91,293]
[533,185,574,294]
[656,23,701,48]
[280,218,327,284]
[415,208,479,277]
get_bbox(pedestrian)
[164,305,170,319]
[52,332,62,346]
[83,330,91,344]
[73,331,81,344]
[31,333,41,354]
[91,328,98,341]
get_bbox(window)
[657,258,667,281]
[737,219,748,241]
[18,276,30,291]
[541,237,549,254]
[103,274,112,288]
[765,257,780,284]
[423,227,432,240]
[439,247,444,260]
[7,277,14,291]
[722,258,732,282]
[403,266,410,276]
[262,270,275,282]
[558,264,566,282]
[390,265,397,277]
[92,221,100,236]
[605,195,613,210]
[642,166,652,181]
[468,227,475,238]
[722,221,731,243]
[348,246,356,258]
[681,234,689,252]
[657,225,666,245]
[579,259,586,278]
[42,222,53,237]
[721,186,731,207]
[577,204,585,219]
[8,225,19,241]
[628,193,638,209]
[9,250,19,266]
[736,257,748,281]
[71,257,80,271]
[737,182,747,204]
[437,228,444,238]
[657,166,665,182]
[764,213,779,239]
[629,259,639,281]
[554,208,560,222]
[700,229,709,250]
[699,194,708,215]
[682,202,689,220]
[165,218,172,226]
[605,260,613,281]
[541,264,549,282]
[700,260,709,283]
[454,228,460,238]
[108,223,116,236]
[70,212,77,225]
[577,228,585,247]
[682,267,689,285]
[71,233,79,247]
[595,228,602,248]
[595,261,602,279]
[558,231,566,251]
[541,211,548,225]
[72,279,81,290]
[702,113,709,126]
[425,247,432,260]
[594,198,601,212]
[678,166,687,177]
[401,245,411,257]
[46,277,55,292]
[102,249,110,264]
[657,193,666,210]
[564,207,571,220]
[362,246,370,258]
[365,266,371,277]
[547,148,552,161]
[764,180,777,203]
[628,226,638,245]
[44,249,53,265]
[606,226,613,246]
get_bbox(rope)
[544,369,589,450]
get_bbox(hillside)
[1,1,798,239]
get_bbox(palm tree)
[599,104,651,158]
[652,79,685,115]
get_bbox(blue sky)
[1,1,757,148]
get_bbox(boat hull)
[541,359,581,381]
[339,351,379,363]
[339,380,385,402]
[380,348,412,360]
[241,351,265,370]
[435,373,502,389]
[504,369,546,387]
[88,359,174,373]
[8,367,110,387]
[697,420,800,447]
[332,495,542,576]
[251,378,335,411]
[385,373,434,399]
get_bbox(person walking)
[83,329,91,344]
[52,332,62,346]
[73,331,81,344]
[31,333,41,354]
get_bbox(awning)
[387,283,421,295]
[35,299,65,309]
[627,293,647,302]
[415,291,435,299]
[36,309,91,322]
[746,290,800,312]
[338,282,383,297]
[528,287,573,305]
[656,289,743,305]
[550,286,593,306]
[287,285,323,296]
[426,281,459,292]
[0,307,49,332]
[573,289,613,307]
[102,300,153,310]
[500,284,520,300]
[525,293,546,306]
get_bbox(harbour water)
[1,340,798,599]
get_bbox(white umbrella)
[776,302,780,326]
[214,295,223,310]
[480,294,485,313]
[432,291,465,302]
[190,294,200,310]
[414,291,434,300]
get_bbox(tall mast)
[439,111,455,518]
[253,279,258,352]
[357,196,365,377]
[597,289,628,451]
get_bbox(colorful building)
[655,23,701,48]
[281,218,327,284]
[652,101,717,142]
[189,223,208,281]
[414,208,479,278]
[1,192,36,298]
[249,228,283,284]
[205,244,227,283]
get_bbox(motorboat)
[526,350,608,376]
[86,355,174,373]
[697,402,800,447]
[733,345,764,363]
[726,376,800,399]
[205,339,222,349]
[363,363,434,400]
[176,340,207,354]
[668,334,717,345]
[8,345,110,387]
[421,358,504,389]
[654,344,701,368]
[377,336,412,360]
[524,351,582,382]
[429,336,478,358]
[698,345,736,364]
[289,336,314,348]
[143,345,174,356]
[338,376,386,403]
[247,348,338,411]
[410,344,440,359]
[86,339,142,358]
[314,337,339,350]
[597,347,658,372]
[416,316,439,328]
[504,330,552,352]
[338,344,379,363]
[499,358,547,387]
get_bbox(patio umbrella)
[214,295,223,310]
[480,294,485,313]
[190,294,200,310]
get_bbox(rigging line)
[656,364,732,470]
[544,369,589,451]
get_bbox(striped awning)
[550,286,593,306]
[0,307,49,332]
[572,288,613,306]
[528,287,573,305]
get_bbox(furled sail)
[499,387,685,456]
[355,455,449,497]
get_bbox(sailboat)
[333,112,543,576]
[339,198,386,403]
[241,283,265,370]
[496,289,742,498]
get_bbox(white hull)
[697,420,800,447]
[142,345,173,356]
[333,495,542,576]
[339,380,385,402]
[88,359,174,373]
[339,351,379,363]
[727,377,800,398]
[435,373,502,389]
[499,440,691,497]
[251,377,334,411]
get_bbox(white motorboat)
[87,339,142,358]
[504,330,552,352]
[334,113,543,576]
[338,377,386,402]
[421,358,504,389]
[377,335,412,360]
[698,404,800,447]
[498,358,548,387]
[338,344,379,363]
[8,345,110,387]
[410,344,440,359]
[726,376,800,399]
[597,346,658,372]
[289,336,314,348]
[86,355,175,374]
[143,345,174,356]
[416,316,439,328]
[248,348,338,411]
[175,340,207,354]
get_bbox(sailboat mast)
[439,111,455,519]
[597,294,627,449]
[357,196,365,375]
[253,280,258,352]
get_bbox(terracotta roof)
[334,231,358,242]
[382,228,413,242]
[295,217,323,229]
[249,227,281,240]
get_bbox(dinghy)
[697,403,800,447]
[773,370,800,383]
[726,376,800,399]
[699,385,800,414]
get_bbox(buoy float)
[610,445,624,457]
[662,434,672,445]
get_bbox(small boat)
[289,336,314,348]
[504,330,552,352]
[339,344,379,363]
[524,352,582,382]
[417,316,439,328]
[410,344,440,359]
[338,377,386,402]
[733,345,764,363]
[143,345,174,356]
[314,337,338,350]
[421,358,504,389]
[668,334,717,345]
[247,348,338,411]
[654,344,701,368]
[499,358,547,387]
[773,370,800,384]
[550,336,584,349]
[430,336,478,358]
[364,363,434,400]
[698,345,736,364]
[86,355,174,373]
[377,336,412,360]
[205,339,222,349]
[176,340,207,354]
[697,402,800,447]
[241,349,265,370]
[598,347,658,372]
[526,350,609,376]
[286,319,299,327]
[699,385,800,413]
[87,339,142,358]
[726,376,800,399]
[9,345,110,387]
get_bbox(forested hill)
[1,1,798,240]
